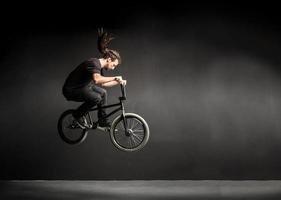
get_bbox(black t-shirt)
[63,58,103,89]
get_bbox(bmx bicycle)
[57,84,150,152]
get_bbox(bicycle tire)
[57,109,88,145]
[110,113,150,152]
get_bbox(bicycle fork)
[121,101,130,136]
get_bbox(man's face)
[106,58,119,70]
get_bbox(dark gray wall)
[1,3,281,179]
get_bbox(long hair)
[97,28,121,64]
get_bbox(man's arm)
[101,80,120,87]
[101,79,127,88]
[93,73,121,85]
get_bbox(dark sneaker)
[73,115,88,129]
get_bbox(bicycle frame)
[86,84,128,132]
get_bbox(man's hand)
[120,80,127,85]
[114,76,126,85]
[115,76,123,82]
[101,76,126,87]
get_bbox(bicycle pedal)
[85,124,92,129]
[97,126,110,132]
[73,121,86,129]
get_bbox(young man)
[62,29,126,128]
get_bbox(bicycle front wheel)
[57,109,88,145]
[110,113,150,152]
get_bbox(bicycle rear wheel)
[110,113,150,152]
[57,109,88,145]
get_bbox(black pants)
[63,83,107,121]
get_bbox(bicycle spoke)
[132,129,144,134]
[64,115,83,139]
[127,137,131,148]
[130,119,136,130]
[122,119,127,130]
[129,137,134,148]
[132,121,143,130]
[130,135,137,147]
[115,132,127,146]
[116,122,124,132]
[115,128,124,136]
[130,137,135,148]
[132,133,143,142]
[69,116,74,123]
[134,135,142,145]
[114,123,129,147]
[126,118,130,129]
[130,119,134,129]
[122,136,128,145]
[115,131,123,140]
[131,120,140,130]
[115,128,125,135]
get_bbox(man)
[62,29,126,128]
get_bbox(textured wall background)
[1,3,281,179]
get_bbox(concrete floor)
[0,180,281,199]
